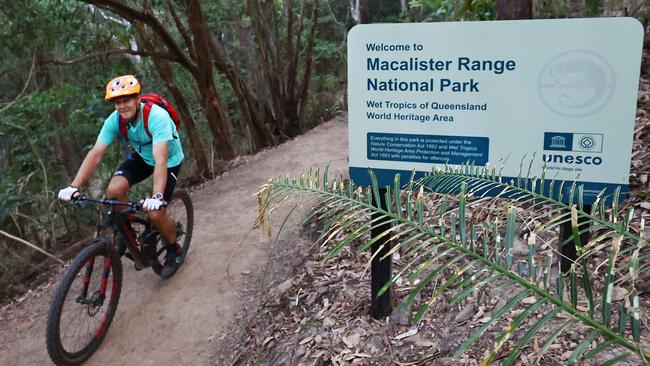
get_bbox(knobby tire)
[45,237,122,365]
[151,189,194,276]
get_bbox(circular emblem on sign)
[538,50,615,117]
[579,136,596,150]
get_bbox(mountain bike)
[45,189,193,365]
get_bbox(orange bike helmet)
[105,75,141,101]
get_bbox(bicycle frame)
[76,196,157,281]
[74,196,157,310]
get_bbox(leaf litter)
[215,55,650,366]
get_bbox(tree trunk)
[285,0,298,109]
[186,0,236,160]
[298,0,320,124]
[283,2,305,136]
[496,0,533,19]
[160,65,211,176]
[228,8,282,144]
[54,110,78,178]
[245,0,324,139]
[0,137,8,170]
[134,24,210,176]
[207,32,274,150]
[246,0,287,135]
[352,0,372,24]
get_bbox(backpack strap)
[142,103,153,139]
[118,115,128,138]
[116,114,132,159]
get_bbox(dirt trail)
[0,117,349,366]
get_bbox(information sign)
[347,18,643,202]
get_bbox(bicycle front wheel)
[152,189,194,275]
[46,237,122,365]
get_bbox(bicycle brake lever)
[133,201,144,211]
[73,199,86,208]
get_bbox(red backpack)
[118,93,181,139]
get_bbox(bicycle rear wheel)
[46,237,122,366]
[152,189,194,275]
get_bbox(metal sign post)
[370,188,392,318]
[560,204,593,273]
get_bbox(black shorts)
[114,153,181,201]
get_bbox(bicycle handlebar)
[73,195,144,211]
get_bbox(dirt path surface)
[0,117,348,366]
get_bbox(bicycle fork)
[77,256,111,309]
[75,250,118,339]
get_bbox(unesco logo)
[544,132,603,153]
[579,136,596,150]
[538,50,615,117]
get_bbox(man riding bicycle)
[58,75,184,279]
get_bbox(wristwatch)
[153,192,164,201]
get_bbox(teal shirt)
[97,103,184,167]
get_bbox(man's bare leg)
[147,209,177,245]
[106,176,129,210]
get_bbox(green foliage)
[0,0,136,294]
[533,0,649,19]
[407,0,496,21]
[402,0,649,22]
[258,166,650,364]
[369,0,406,22]
[585,0,603,16]
[0,0,349,282]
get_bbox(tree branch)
[81,0,198,74]
[0,229,65,265]
[43,48,179,65]
[166,1,196,59]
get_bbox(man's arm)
[151,141,169,197]
[71,141,109,187]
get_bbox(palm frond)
[257,166,650,364]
